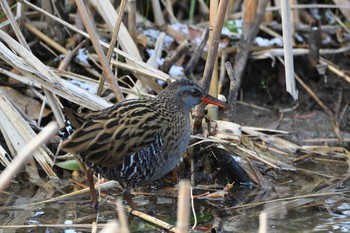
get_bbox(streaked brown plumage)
[61,79,229,206]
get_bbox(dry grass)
[0,0,349,232]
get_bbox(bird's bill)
[201,95,231,109]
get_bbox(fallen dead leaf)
[0,86,51,120]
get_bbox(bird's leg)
[86,168,98,209]
[122,186,135,209]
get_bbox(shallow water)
[1,163,349,233]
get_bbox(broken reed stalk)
[151,0,165,27]
[184,27,209,77]
[127,0,137,41]
[58,40,86,70]
[0,122,58,193]
[116,198,129,233]
[258,211,267,233]
[22,181,119,206]
[176,180,191,233]
[194,0,229,130]
[24,22,67,54]
[202,0,227,92]
[165,26,187,44]
[123,205,176,232]
[208,0,219,120]
[97,0,127,96]
[99,220,119,233]
[225,62,239,121]
[232,0,269,101]
[280,0,298,100]
[75,0,124,102]
[92,222,97,233]
[320,57,350,84]
[243,0,257,31]
[160,39,191,73]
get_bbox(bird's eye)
[190,89,201,97]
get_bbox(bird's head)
[158,79,230,111]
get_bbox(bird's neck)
[153,95,190,114]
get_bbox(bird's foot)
[124,194,136,209]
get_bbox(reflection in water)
[0,161,349,232]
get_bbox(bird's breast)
[153,112,191,177]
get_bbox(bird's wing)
[61,99,167,168]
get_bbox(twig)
[37,96,47,127]
[0,224,108,230]
[259,24,282,39]
[193,0,229,131]
[165,25,187,44]
[97,0,127,96]
[161,0,178,24]
[237,100,272,112]
[303,138,350,143]
[184,27,209,77]
[339,103,348,124]
[190,186,197,230]
[296,74,343,142]
[225,62,238,121]
[147,32,165,71]
[75,0,124,102]
[332,0,350,22]
[124,205,176,232]
[232,0,269,99]
[0,145,10,167]
[279,57,343,143]
[307,20,321,72]
[160,39,191,73]
[206,0,220,120]
[251,46,350,60]
[58,40,86,70]
[197,0,209,16]
[228,190,350,210]
[270,4,350,11]
[218,51,227,93]
[320,57,350,84]
[24,22,67,54]
[201,0,228,93]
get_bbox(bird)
[61,79,230,207]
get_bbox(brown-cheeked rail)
[61,79,230,208]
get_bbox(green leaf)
[224,21,239,33]
[55,160,81,171]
